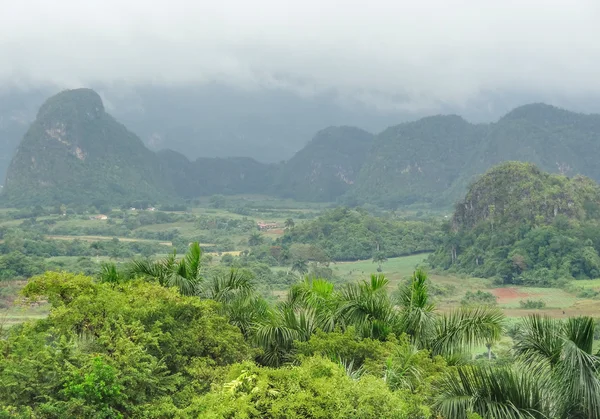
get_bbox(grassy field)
[331,255,600,318]
[47,235,174,245]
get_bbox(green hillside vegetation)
[2,89,171,206]
[428,162,600,285]
[349,103,600,207]
[6,90,600,210]
[348,115,485,207]
[279,207,442,261]
[273,126,373,202]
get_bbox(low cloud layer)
[3,0,600,111]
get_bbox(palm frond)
[203,268,254,303]
[554,340,600,419]
[434,365,548,419]
[513,315,563,369]
[431,306,504,356]
[184,242,202,279]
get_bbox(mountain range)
[4,88,600,208]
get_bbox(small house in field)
[90,214,108,220]
[257,221,278,231]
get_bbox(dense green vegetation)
[279,207,442,261]
[3,245,599,417]
[429,162,600,285]
[273,126,373,202]
[348,103,600,207]
[2,89,171,207]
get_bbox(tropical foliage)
[429,162,600,285]
[280,207,442,261]
[1,243,599,418]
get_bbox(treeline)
[279,207,442,261]
[429,216,600,286]
[2,245,598,417]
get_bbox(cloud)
[2,0,600,111]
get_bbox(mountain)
[273,126,373,202]
[2,89,173,206]
[158,150,275,198]
[7,89,600,210]
[348,115,485,207]
[428,162,600,284]
[349,103,600,207]
[2,88,280,207]
[0,87,54,184]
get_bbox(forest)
[1,243,598,418]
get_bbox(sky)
[2,0,600,111]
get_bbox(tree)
[372,251,388,272]
[284,218,295,229]
[129,242,203,296]
[291,259,308,276]
[339,274,396,340]
[396,270,504,356]
[435,315,600,418]
[513,315,600,418]
[248,232,264,247]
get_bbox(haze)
[3,0,600,112]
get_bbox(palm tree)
[284,218,295,229]
[98,262,125,285]
[435,365,547,419]
[253,277,340,366]
[291,259,309,275]
[338,274,397,340]
[200,268,254,303]
[396,269,504,356]
[129,242,203,296]
[435,315,600,419]
[513,315,600,418]
[200,268,264,337]
[286,277,341,332]
[248,232,264,247]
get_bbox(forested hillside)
[2,89,172,206]
[273,126,373,202]
[279,207,441,261]
[349,103,600,206]
[6,89,600,209]
[428,162,600,285]
[348,115,485,207]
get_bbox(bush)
[519,299,546,309]
[461,290,497,306]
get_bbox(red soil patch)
[492,287,533,304]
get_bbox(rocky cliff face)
[2,89,171,206]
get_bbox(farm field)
[332,255,600,318]
[2,198,600,328]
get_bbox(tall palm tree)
[253,277,340,366]
[284,218,295,229]
[435,365,548,419]
[291,259,309,276]
[338,274,397,340]
[286,277,341,332]
[513,315,600,418]
[435,315,600,419]
[201,268,265,337]
[396,269,504,356]
[129,242,203,296]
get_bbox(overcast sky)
[2,0,600,111]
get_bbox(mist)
[3,0,600,112]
